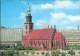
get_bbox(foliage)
[15,42,25,50]
[21,52,25,55]
[25,47,36,50]
[68,50,75,56]
[65,46,71,50]
[45,52,50,56]
[51,50,60,56]
[65,46,80,50]
[8,44,16,50]
[78,51,80,55]
[61,52,66,56]
[52,47,57,50]
[37,52,39,55]
[0,50,16,56]
[26,51,29,54]
[41,51,45,55]
[30,50,35,56]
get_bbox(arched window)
[26,25,27,29]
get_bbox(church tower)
[24,3,33,35]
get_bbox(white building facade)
[0,27,23,45]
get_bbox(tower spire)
[27,3,31,12]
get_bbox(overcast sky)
[1,0,80,29]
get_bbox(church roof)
[22,28,65,41]
[22,28,55,40]
[54,32,65,39]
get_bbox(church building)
[22,3,66,50]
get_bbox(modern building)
[57,29,80,46]
[42,24,52,29]
[0,26,23,45]
[22,3,66,50]
[42,24,80,46]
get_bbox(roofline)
[0,26,23,29]
[33,28,54,31]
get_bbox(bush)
[45,52,50,56]
[25,47,37,50]
[37,52,39,55]
[30,50,35,56]
[68,50,75,56]
[51,50,60,56]
[25,51,29,54]
[61,52,66,56]
[79,51,80,55]
[41,51,45,55]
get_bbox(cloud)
[50,12,66,19]
[32,0,80,12]
[41,3,53,9]
[53,1,80,9]
[67,15,80,21]
[50,12,80,22]
[35,20,48,26]
[19,12,26,19]
[35,12,80,29]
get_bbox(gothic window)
[26,25,27,29]
[29,25,32,29]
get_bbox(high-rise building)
[57,29,80,46]
[0,26,23,45]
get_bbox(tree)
[30,50,35,56]
[51,50,60,56]
[56,50,61,56]
[8,44,15,50]
[0,52,5,56]
[26,51,29,54]
[68,50,75,56]
[13,50,19,56]
[2,45,7,50]
[37,52,39,55]
[45,52,50,56]
[41,51,45,55]
[61,52,66,56]
[25,51,29,56]
[16,42,25,50]
[21,52,25,56]
[79,51,80,55]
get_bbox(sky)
[1,0,80,30]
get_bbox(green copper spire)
[27,3,31,12]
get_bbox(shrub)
[61,52,66,56]
[78,51,80,55]
[25,47,37,50]
[51,50,60,56]
[41,51,45,55]
[30,50,35,56]
[37,52,39,55]
[68,50,75,56]
[26,51,29,54]
[45,52,50,56]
